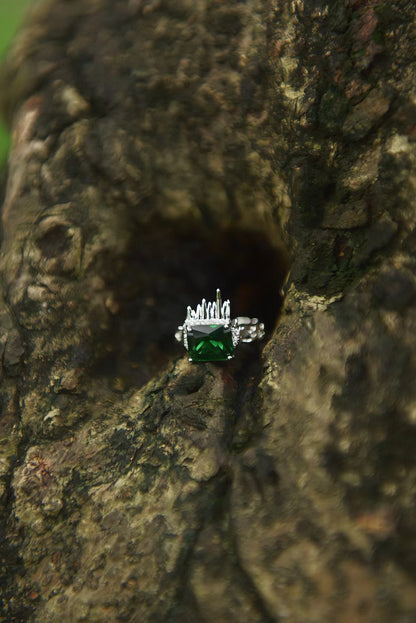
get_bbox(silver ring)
[175,289,265,362]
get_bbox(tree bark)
[1,0,416,621]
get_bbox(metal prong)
[216,289,222,319]
[222,300,230,319]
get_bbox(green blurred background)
[0,0,35,164]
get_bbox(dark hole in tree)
[97,219,289,388]
[35,224,71,258]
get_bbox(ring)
[175,289,265,362]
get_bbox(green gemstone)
[187,324,235,362]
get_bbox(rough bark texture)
[1,0,416,621]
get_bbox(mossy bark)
[1,1,416,621]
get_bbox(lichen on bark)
[1,0,416,622]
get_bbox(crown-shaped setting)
[175,289,265,362]
[186,288,231,324]
[182,289,239,361]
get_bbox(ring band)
[175,289,265,362]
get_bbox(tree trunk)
[1,0,416,621]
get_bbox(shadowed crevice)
[94,219,290,389]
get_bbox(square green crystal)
[187,323,235,362]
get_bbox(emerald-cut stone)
[187,323,235,362]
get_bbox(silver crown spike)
[216,289,222,319]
